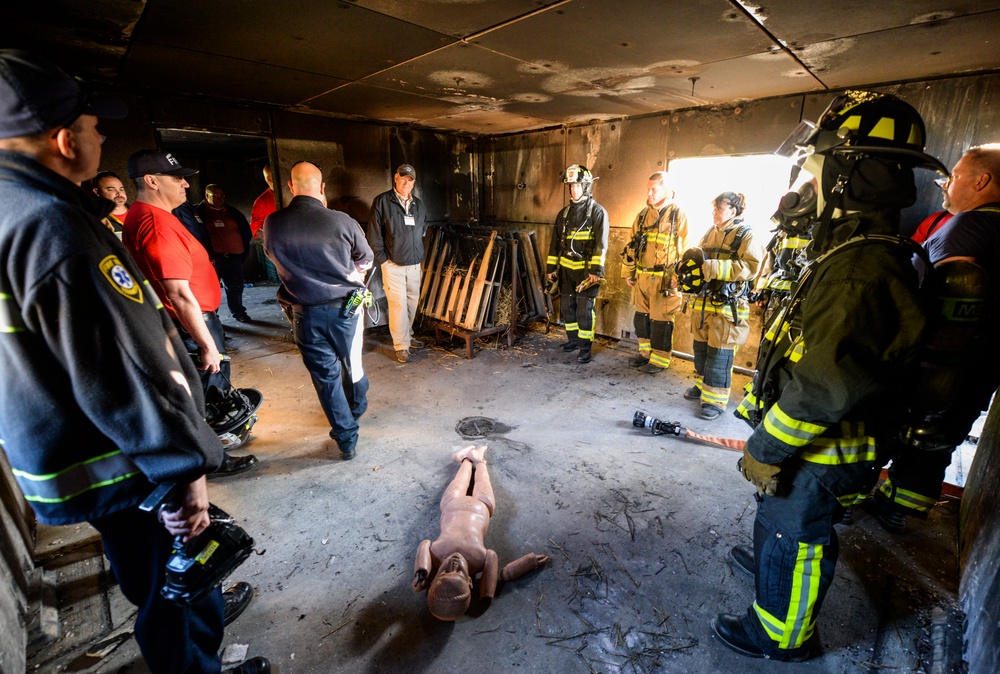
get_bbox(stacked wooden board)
[419,225,548,334]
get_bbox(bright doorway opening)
[668,154,794,245]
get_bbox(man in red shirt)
[123,149,257,476]
[197,183,252,322]
[250,164,277,237]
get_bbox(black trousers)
[90,505,224,673]
[214,253,247,317]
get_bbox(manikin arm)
[501,553,550,582]
[480,549,499,600]
[413,539,433,592]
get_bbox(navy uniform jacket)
[263,195,374,307]
[0,151,223,525]
[737,213,928,498]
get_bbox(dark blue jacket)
[263,195,374,307]
[0,151,222,524]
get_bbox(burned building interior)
[3,0,1000,672]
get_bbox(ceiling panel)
[304,81,476,127]
[797,13,1000,88]
[352,0,567,38]
[133,0,457,82]
[751,0,1000,44]
[3,0,1000,135]
[120,44,351,106]
[472,0,777,71]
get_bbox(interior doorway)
[157,128,276,282]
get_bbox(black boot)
[712,614,816,661]
[728,545,754,578]
[577,346,592,363]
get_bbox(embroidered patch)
[99,255,144,304]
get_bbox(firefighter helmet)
[563,164,597,184]
[808,91,947,174]
[206,387,263,450]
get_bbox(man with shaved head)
[263,161,374,460]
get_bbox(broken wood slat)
[433,263,456,318]
[482,245,506,328]
[423,241,449,315]
[418,228,441,309]
[477,245,505,330]
[521,232,547,320]
[444,274,463,324]
[450,256,477,326]
[462,231,497,330]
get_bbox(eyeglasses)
[934,176,952,188]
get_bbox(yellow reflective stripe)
[838,492,865,507]
[762,403,828,448]
[879,480,936,513]
[637,338,651,357]
[0,292,25,333]
[783,543,822,648]
[869,117,895,141]
[716,259,734,281]
[765,277,792,291]
[12,450,141,504]
[637,269,664,277]
[589,255,603,266]
[566,232,593,241]
[578,307,596,340]
[690,298,749,322]
[800,434,876,465]
[143,280,164,311]
[559,257,586,270]
[648,351,671,368]
[840,115,862,131]
[701,387,729,407]
[546,255,559,266]
[780,236,810,250]
[752,602,786,642]
[565,322,579,331]
[647,232,670,245]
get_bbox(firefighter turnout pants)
[632,271,682,369]
[689,298,750,411]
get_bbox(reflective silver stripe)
[0,292,25,333]
[12,450,141,504]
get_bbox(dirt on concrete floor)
[44,284,960,674]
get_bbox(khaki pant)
[382,260,421,351]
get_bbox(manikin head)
[426,552,473,621]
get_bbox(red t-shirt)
[123,201,222,318]
[250,188,277,238]
[911,210,953,244]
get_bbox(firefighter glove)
[676,247,705,293]
[738,448,780,496]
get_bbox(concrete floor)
[37,284,962,673]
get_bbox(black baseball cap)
[0,49,126,140]
[395,164,416,178]
[127,149,199,179]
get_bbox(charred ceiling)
[5,0,1000,135]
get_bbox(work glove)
[738,447,781,496]
[676,247,705,293]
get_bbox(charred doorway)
[157,128,276,282]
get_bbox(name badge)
[404,215,416,227]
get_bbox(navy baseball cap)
[395,164,416,178]
[0,49,126,140]
[127,149,199,179]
